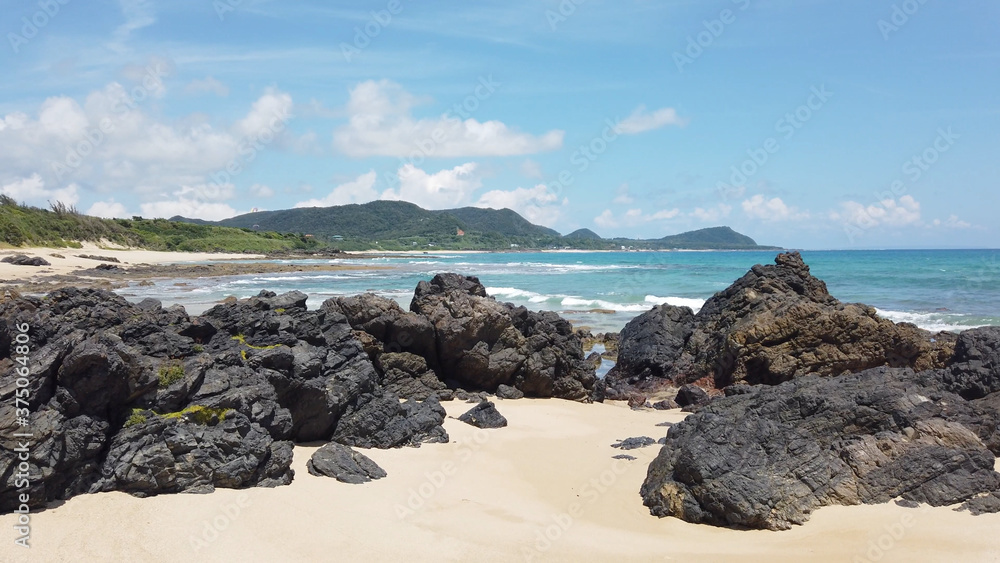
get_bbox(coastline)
[3,399,996,562]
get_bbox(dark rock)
[95,263,120,271]
[937,327,1000,399]
[641,367,1000,530]
[611,436,656,450]
[1,254,50,266]
[651,399,679,410]
[655,421,674,427]
[675,384,711,409]
[497,384,524,400]
[306,442,386,484]
[961,491,1000,515]
[333,395,449,448]
[613,454,637,461]
[895,499,920,509]
[79,254,121,263]
[608,252,957,393]
[458,401,508,429]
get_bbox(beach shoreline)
[3,398,996,562]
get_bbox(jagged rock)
[1,254,50,266]
[95,264,120,271]
[377,352,451,401]
[307,442,386,484]
[937,327,1000,399]
[675,384,711,410]
[608,252,957,393]
[333,395,449,448]
[408,274,596,401]
[458,401,508,429]
[613,455,637,461]
[612,436,656,450]
[94,409,293,496]
[497,384,524,400]
[641,366,1000,530]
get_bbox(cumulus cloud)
[614,105,685,135]
[382,163,483,209]
[295,171,379,208]
[87,199,130,218]
[932,215,972,229]
[475,184,564,226]
[184,76,229,97]
[834,195,921,228]
[0,80,300,210]
[0,175,79,206]
[741,195,809,221]
[594,209,618,228]
[333,80,564,158]
[140,197,238,221]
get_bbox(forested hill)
[171,200,780,251]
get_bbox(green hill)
[444,207,560,237]
[656,226,762,249]
[565,228,602,240]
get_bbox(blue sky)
[1,0,997,249]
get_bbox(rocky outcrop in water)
[640,331,1000,530]
[607,252,957,395]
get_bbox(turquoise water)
[119,249,1000,334]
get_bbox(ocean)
[119,249,1000,335]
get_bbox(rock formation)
[458,401,508,429]
[307,443,387,484]
[607,252,957,395]
[640,330,1000,529]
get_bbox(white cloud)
[604,206,680,225]
[184,76,230,97]
[0,175,79,206]
[614,105,685,135]
[249,184,275,198]
[932,215,972,229]
[333,80,564,158]
[835,195,921,228]
[296,171,379,208]
[87,199,130,218]
[613,183,634,204]
[0,83,300,205]
[594,209,618,228]
[475,184,564,226]
[741,194,809,221]
[234,90,294,139]
[691,204,733,222]
[382,163,483,209]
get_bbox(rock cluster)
[327,273,596,401]
[0,274,591,512]
[607,252,956,395]
[640,327,1000,530]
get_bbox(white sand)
[3,399,998,562]
[0,243,263,281]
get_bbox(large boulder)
[608,252,956,392]
[640,365,1000,530]
[407,274,595,400]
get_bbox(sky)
[1,0,997,249]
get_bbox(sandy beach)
[4,399,997,563]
